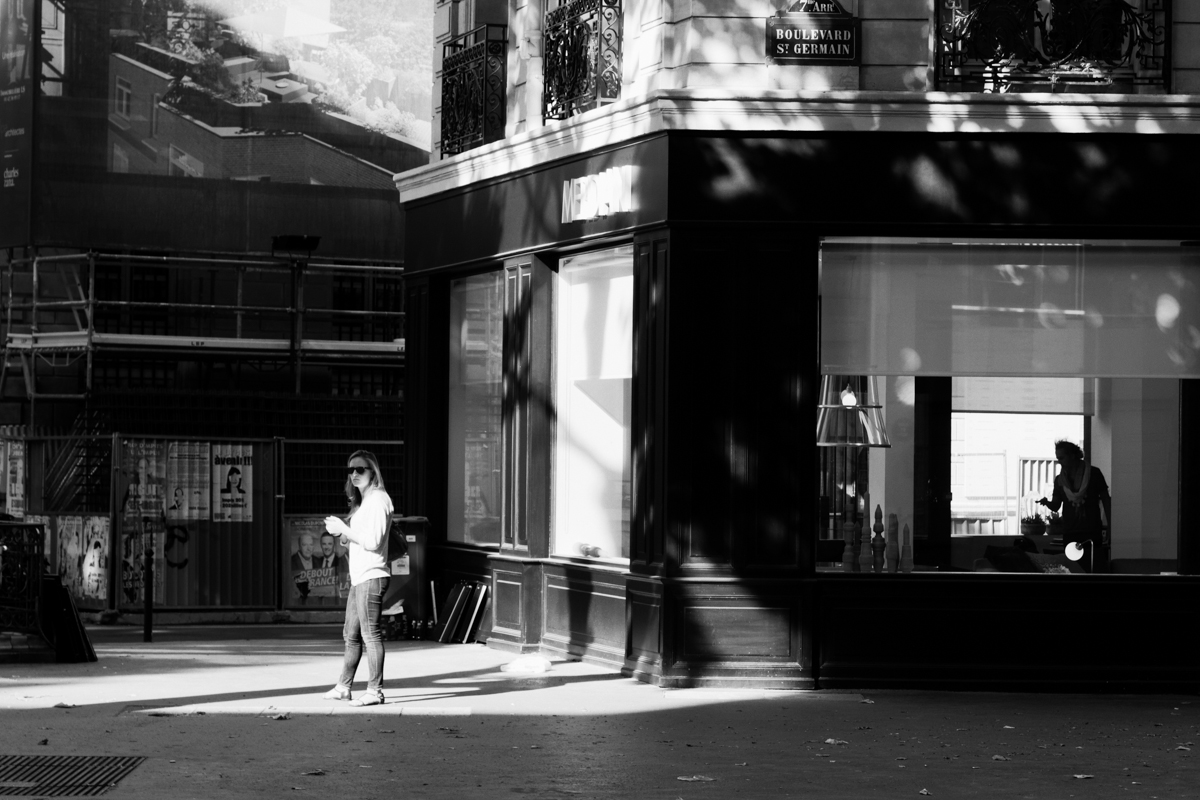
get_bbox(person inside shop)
[1038,439,1111,572]
[322,449,393,707]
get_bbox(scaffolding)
[1,249,406,424]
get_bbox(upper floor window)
[150,93,161,136]
[168,145,203,178]
[542,0,623,121]
[935,0,1170,93]
[115,77,132,119]
[440,25,508,158]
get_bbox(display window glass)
[819,239,1195,576]
[448,271,504,546]
[552,246,634,562]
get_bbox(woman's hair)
[344,449,385,511]
[1054,439,1085,462]
[224,467,241,490]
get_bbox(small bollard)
[143,540,153,643]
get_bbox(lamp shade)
[1065,541,1087,561]
[816,375,891,447]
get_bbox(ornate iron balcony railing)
[936,0,1170,93]
[543,0,622,122]
[441,25,508,158]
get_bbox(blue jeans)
[338,576,389,694]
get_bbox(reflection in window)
[112,143,129,173]
[448,272,503,546]
[115,77,132,118]
[62,0,435,185]
[553,246,633,561]
[168,144,203,178]
[819,239,1192,576]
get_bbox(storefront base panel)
[483,557,629,667]
[540,563,627,668]
[486,555,540,650]
[623,575,815,689]
[815,576,1200,692]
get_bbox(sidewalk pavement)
[2,624,1197,799]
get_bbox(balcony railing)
[441,25,508,158]
[936,0,1170,93]
[543,0,622,122]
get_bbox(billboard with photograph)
[0,0,34,247]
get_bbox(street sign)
[767,0,861,66]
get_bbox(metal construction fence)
[3,434,403,614]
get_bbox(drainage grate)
[0,756,145,797]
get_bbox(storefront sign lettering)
[561,165,633,223]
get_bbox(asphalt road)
[1,625,1196,799]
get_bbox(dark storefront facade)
[400,92,1200,691]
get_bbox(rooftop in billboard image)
[37,0,435,187]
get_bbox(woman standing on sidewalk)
[323,450,393,706]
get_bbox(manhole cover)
[0,755,144,796]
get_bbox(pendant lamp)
[815,375,891,447]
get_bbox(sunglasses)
[348,466,371,476]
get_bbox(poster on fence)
[212,443,253,522]
[57,516,84,595]
[24,513,50,569]
[166,441,211,522]
[5,439,24,518]
[57,515,109,602]
[286,516,349,605]
[119,440,165,518]
[119,517,165,605]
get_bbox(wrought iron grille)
[0,523,43,635]
[543,0,622,121]
[441,25,508,157]
[0,755,145,797]
[936,0,1170,92]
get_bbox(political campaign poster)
[5,438,24,517]
[118,439,166,519]
[80,516,109,602]
[117,440,166,605]
[165,441,211,522]
[120,516,164,605]
[212,443,252,522]
[57,515,85,596]
[24,513,50,568]
[286,516,349,606]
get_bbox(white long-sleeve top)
[331,487,393,586]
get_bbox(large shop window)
[819,239,1196,576]
[448,272,504,545]
[553,246,634,561]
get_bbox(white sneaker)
[349,691,384,707]
[323,684,351,701]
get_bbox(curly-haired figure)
[1038,439,1112,570]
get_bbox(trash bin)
[380,516,428,638]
